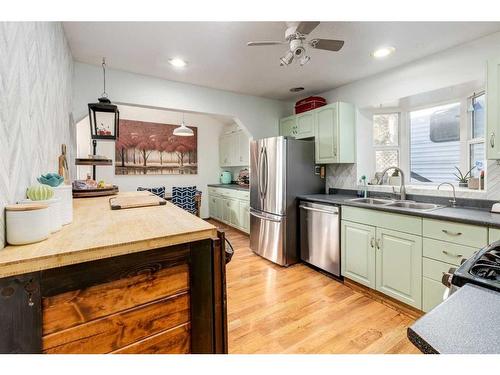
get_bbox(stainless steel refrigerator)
[250,136,324,266]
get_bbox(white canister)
[6,203,51,245]
[20,198,62,233]
[52,184,73,225]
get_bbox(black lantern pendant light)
[88,58,119,140]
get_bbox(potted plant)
[453,166,475,188]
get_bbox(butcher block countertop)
[0,191,217,278]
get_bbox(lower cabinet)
[208,187,249,233]
[341,221,376,288]
[375,228,422,308]
[341,218,422,309]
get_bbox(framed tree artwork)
[115,119,198,175]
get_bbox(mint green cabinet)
[279,116,297,137]
[341,221,376,288]
[489,227,500,244]
[239,201,250,233]
[219,130,250,167]
[315,105,338,162]
[296,111,315,139]
[208,187,249,233]
[315,102,356,164]
[375,228,422,309]
[278,102,355,163]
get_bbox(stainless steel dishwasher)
[299,201,340,277]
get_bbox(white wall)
[0,22,74,249]
[72,62,292,140]
[319,30,500,200]
[76,105,227,218]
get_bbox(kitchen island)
[0,192,228,354]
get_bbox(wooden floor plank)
[209,220,420,354]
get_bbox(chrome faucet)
[437,182,457,207]
[379,166,406,201]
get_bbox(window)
[373,113,399,173]
[469,93,485,177]
[410,103,461,183]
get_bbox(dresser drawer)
[423,238,477,266]
[422,277,446,312]
[422,218,487,248]
[423,257,454,282]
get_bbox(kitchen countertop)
[407,284,500,354]
[297,193,500,228]
[0,191,217,278]
[208,183,249,191]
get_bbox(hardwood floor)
[209,220,421,354]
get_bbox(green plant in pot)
[453,166,475,188]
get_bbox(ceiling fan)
[247,21,344,66]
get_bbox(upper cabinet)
[279,115,297,137]
[296,111,315,139]
[219,130,250,167]
[278,102,356,164]
[487,58,500,159]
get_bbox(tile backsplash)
[0,22,74,249]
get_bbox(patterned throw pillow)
[137,186,166,199]
[172,186,197,214]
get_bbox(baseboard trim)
[344,278,424,320]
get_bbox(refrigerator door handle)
[257,146,264,199]
[250,210,282,223]
[262,147,269,199]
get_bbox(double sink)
[348,197,443,212]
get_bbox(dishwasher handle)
[299,205,339,215]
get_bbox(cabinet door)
[228,199,240,227]
[341,221,376,288]
[315,104,338,163]
[238,132,250,166]
[296,111,315,139]
[487,58,500,159]
[209,195,217,218]
[279,116,297,137]
[375,228,422,309]
[215,197,224,221]
[490,228,500,244]
[219,136,231,166]
[239,201,250,233]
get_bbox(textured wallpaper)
[0,22,74,249]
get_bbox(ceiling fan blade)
[296,21,320,35]
[309,39,345,51]
[247,41,286,46]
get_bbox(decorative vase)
[27,184,54,201]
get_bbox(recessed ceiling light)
[169,58,187,68]
[372,46,395,59]
[290,87,305,92]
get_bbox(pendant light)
[173,112,194,137]
[88,58,119,140]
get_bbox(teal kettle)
[220,171,232,184]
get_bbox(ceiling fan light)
[280,51,294,66]
[299,55,311,66]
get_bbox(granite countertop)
[208,183,249,191]
[297,193,500,228]
[407,284,500,354]
[0,192,216,278]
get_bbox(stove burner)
[469,249,500,281]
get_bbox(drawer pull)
[370,237,375,248]
[442,250,463,258]
[441,229,462,236]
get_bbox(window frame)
[372,112,401,174]
[467,91,486,176]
